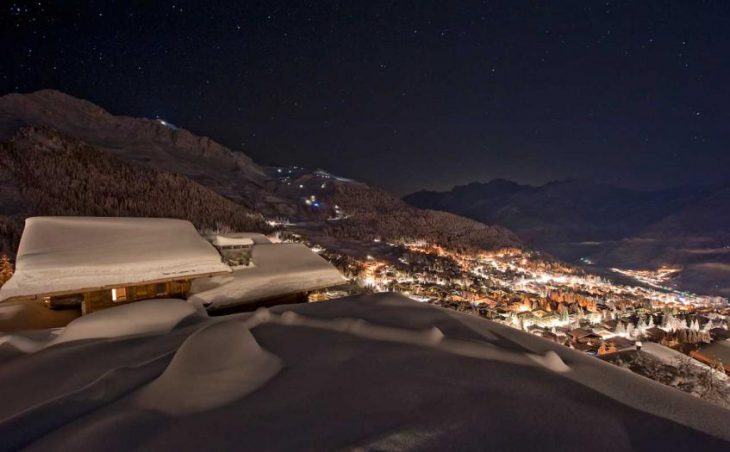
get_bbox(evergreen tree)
[0,254,13,286]
[626,323,635,338]
[678,329,688,343]
[690,319,700,332]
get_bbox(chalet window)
[111,287,127,302]
[136,285,150,297]
[156,283,166,296]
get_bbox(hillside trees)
[0,127,271,255]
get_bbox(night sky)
[3,1,730,194]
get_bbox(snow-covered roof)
[211,235,254,248]
[189,243,347,309]
[203,232,271,245]
[696,339,730,364]
[0,217,231,301]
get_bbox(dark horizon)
[4,1,730,194]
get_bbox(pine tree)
[678,329,688,343]
[690,319,700,332]
[0,254,13,287]
[626,323,636,338]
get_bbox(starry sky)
[3,1,730,194]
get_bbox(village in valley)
[295,234,730,403]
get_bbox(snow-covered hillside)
[0,293,728,450]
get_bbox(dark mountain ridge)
[406,179,717,242]
[0,90,277,211]
[0,90,520,257]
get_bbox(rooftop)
[0,217,231,301]
[189,242,347,310]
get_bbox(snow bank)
[1,293,729,450]
[271,310,569,372]
[0,299,202,354]
[50,299,202,346]
[134,320,282,414]
[0,217,231,301]
[189,243,346,309]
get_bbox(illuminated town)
[301,236,730,385]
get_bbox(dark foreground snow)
[1,293,729,451]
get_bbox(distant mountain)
[406,179,713,243]
[0,90,520,256]
[405,179,730,296]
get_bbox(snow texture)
[50,299,202,345]
[203,232,271,245]
[134,320,282,415]
[0,217,231,301]
[210,235,254,247]
[189,243,346,309]
[0,293,729,451]
[642,342,728,380]
[0,299,201,353]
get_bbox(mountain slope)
[406,179,713,243]
[321,181,520,251]
[0,126,270,255]
[0,90,520,255]
[0,89,293,215]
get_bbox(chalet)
[568,328,602,350]
[0,217,348,316]
[568,328,597,342]
[605,336,636,351]
[0,217,232,314]
[592,327,615,339]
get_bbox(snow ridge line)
[244,308,570,373]
[0,350,174,452]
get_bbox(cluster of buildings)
[321,239,730,371]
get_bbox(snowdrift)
[0,293,728,451]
